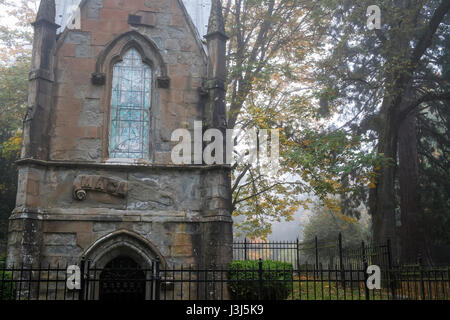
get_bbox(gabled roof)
[55,0,211,38]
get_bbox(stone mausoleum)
[6,0,232,278]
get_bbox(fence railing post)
[386,239,392,268]
[258,259,263,300]
[339,233,345,289]
[315,236,319,269]
[338,233,343,267]
[362,241,370,300]
[296,238,300,270]
[244,238,248,260]
[155,257,161,300]
[79,257,85,301]
[387,239,396,300]
[420,267,426,300]
[85,260,91,300]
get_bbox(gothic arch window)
[109,48,151,159]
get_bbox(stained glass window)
[109,48,151,159]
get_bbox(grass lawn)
[285,274,449,300]
[286,277,390,300]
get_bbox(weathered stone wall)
[7,0,233,274]
[8,162,231,267]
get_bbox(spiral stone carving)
[74,189,87,201]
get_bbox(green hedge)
[228,260,293,300]
[0,256,15,300]
[0,270,15,300]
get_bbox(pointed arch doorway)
[81,230,167,300]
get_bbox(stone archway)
[81,229,166,300]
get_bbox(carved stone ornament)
[157,76,170,88]
[73,175,128,201]
[91,72,106,85]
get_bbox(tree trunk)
[398,111,432,266]
[372,109,400,262]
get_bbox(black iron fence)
[233,234,391,270]
[1,235,447,300]
[1,259,449,300]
